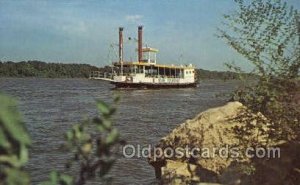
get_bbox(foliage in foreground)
[0,94,123,185]
[219,0,300,184]
[0,94,31,185]
[220,0,300,144]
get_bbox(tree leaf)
[59,174,73,185]
[0,125,11,149]
[97,100,110,115]
[106,128,119,145]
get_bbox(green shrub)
[0,94,123,185]
[219,0,300,143]
[0,94,31,185]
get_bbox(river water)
[0,78,240,185]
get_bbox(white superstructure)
[90,26,197,88]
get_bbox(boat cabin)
[90,26,196,88]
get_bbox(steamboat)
[90,26,197,88]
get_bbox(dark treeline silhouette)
[195,68,242,80]
[0,60,243,80]
[0,60,103,78]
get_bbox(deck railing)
[89,71,113,79]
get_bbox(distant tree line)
[0,61,103,78]
[195,68,243,80]
[0,60,244,80]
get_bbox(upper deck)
[113,61,195,70]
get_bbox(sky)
[0,0,300,71]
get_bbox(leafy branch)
[0,94,31,185]
[42,96,124,185]
[0,94,123,185]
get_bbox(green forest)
[0,61,100,78]
[0,61,241,80]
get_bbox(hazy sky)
[1,0,299,71]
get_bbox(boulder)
[149,101,271,184]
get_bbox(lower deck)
[111,81,197,89]
[90,63,197,89]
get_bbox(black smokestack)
[138,26,143,62]
[119,27,124,63]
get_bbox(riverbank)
[149,101,300,185]
[0,61,242,80]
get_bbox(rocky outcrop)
[149,101,300,184]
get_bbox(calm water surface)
[0,78,240,185]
